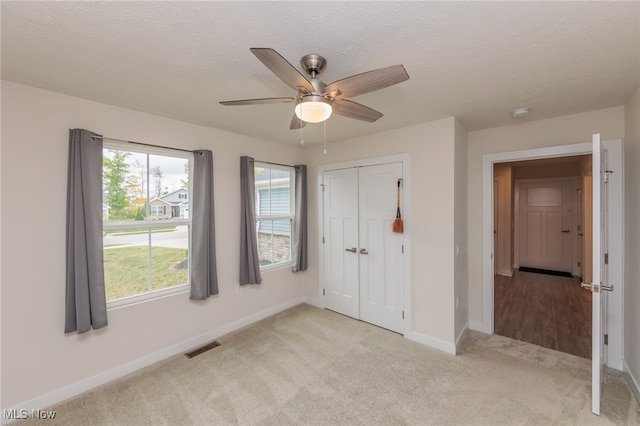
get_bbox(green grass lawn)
[104,246,188,301]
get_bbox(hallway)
[494,270,592,359]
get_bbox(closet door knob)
[345,247,357,253]
[359,248,368,255]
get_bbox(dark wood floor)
[494,270,592,359]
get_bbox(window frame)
[102,141,193,308]
[254,162,295,271]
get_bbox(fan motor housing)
[300,54,326,77]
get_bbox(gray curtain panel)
[190,150,219,299]
[292,165,308,272]
[239,156,262,285]
[65,129,108,334]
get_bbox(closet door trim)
[318,153,411,336]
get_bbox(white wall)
[303,117,459,349]
[453,118,468,348]
[467,107,625,326]
[0,81,310,410]
[624,86,640,396]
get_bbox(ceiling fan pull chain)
[299,101,304,146]
[323,120,327,155]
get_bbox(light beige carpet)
[21,304,640,425]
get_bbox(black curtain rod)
[90,135,195,154]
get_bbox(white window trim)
[103,140,193,308]
[254,162,295,270]
[108,284,190,310]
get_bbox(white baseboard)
[454,321,470,354]
[469,320,490,334]
[301,296,320,308]
[623,360,640,406]
[2,297,313,425]
[497,269,512,277]
[406,331,456,355]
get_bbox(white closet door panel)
[323,168,359,319]
[358,163,404,333]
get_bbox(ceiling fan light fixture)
[295,95,332,123]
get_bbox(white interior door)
[518,180,574,272]
[583,133,611,415]
[322,163,405,333]
[358,163,404,333]
[323,168,359,319]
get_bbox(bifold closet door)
[322,163,404,333]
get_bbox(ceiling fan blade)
[325,65,409,99]
[220,97,295,106]
[290,113,307,130]
[331,99,383,122]
[250,48,315,93]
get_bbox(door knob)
[359,248,368,255]
[345,247,357,253]
[561,229,571,233]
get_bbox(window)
[102,142,192,306]
[151,205,166,215]
[254,164,294,269]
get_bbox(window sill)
[260,261,293,273]
[107,284,190,311]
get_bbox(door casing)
[480,140,624,371]
[318,153,411,336]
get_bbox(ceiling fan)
[220,48,410,129]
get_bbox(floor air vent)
[185,341,221,359]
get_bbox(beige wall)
[453,119,469,345]
[0,82,308,409]
[624,86,640,393]
[467,106,625,325]
[303,117,459,346]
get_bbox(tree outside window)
[102,143,192,305]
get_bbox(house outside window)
[254,164,294,269]
[102,142,192,306]
[150,189,188,220]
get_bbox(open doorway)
[492,155,593,358]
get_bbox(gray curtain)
[292,165,308,272]
[239,156,262,284]
[65,129,108,334]
[190,150,219,299]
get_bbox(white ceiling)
[2,1,638,147]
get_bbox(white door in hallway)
[518,180,574,272]
[322,163,405,333]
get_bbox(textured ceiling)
[2,1,638,146]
